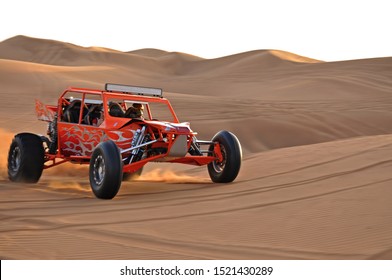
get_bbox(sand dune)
[1,135,391,259]
[0,35,391,259]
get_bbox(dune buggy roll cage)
[40,84,221,172]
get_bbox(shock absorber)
[189,136,202,155]
[128,126,146,163]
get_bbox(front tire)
[89,140,123,199]
[208,130,242,183]
[8,133,44,183]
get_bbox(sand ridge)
[0,35,391,259]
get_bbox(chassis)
[8,84,242,199]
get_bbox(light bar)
[105,83,163,97]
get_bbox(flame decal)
[108,130,135,143]
[59,125,136,157]
[106,130,135,150]
[60,125,108,156]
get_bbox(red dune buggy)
[8,84,242,199]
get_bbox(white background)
[2,260,392,280]
[0,0,391,61]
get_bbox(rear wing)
[35,99,57,122]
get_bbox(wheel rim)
[10,146,21,173]
[93,154,105,186]
[212,144,227,173]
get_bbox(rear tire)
[89,140,123,199]
[208,130,242,183]
[8,133,44,183]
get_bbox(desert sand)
[0,35,391,259]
